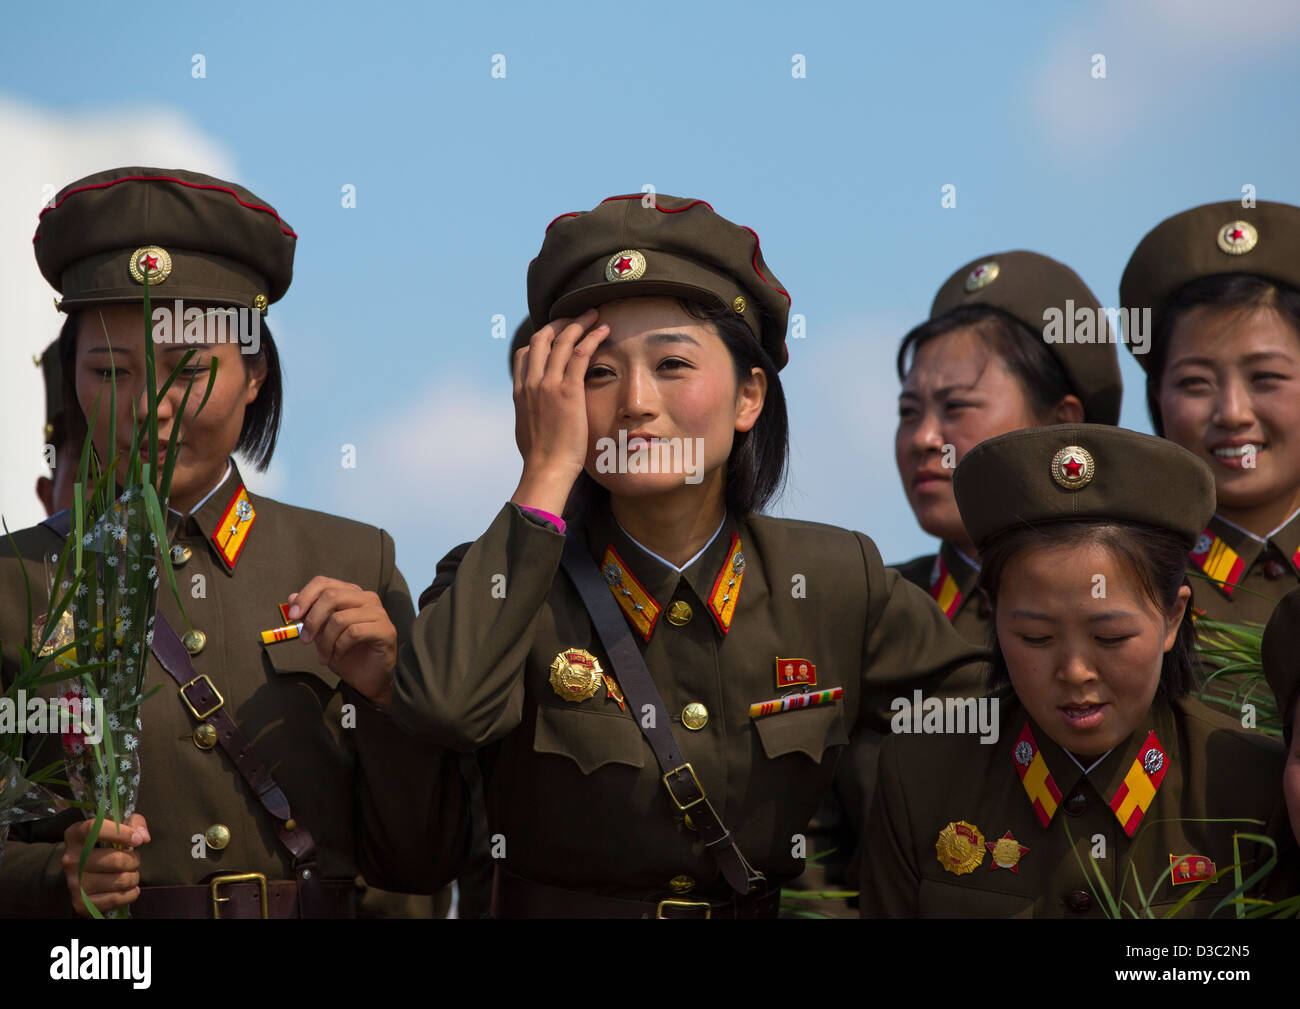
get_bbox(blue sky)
[3,0,1299,588]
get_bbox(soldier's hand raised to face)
[63,813,151,917]
[289,579,397,707]
[510,308,610,517]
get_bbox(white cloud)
[0,95,236,533]
[1031,0,1300,156]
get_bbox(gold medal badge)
[986,830,1029,874]
[936,820,985,876]
[549,648,604,703]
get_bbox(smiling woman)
[862,423,1298,918]
[392,193,988,918]
[1122,202,1300,635]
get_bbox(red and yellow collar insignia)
[1170,853,1216,885]
[775,656,816,688]
[1189,529,1245,597]
[1109,730,1168,837]
[601,544,661,641]
[707,533,745,635]
[929,555,963,620]
[212,483,256,570]
[1012,724,1062,827]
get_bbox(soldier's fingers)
[65,816,148,849]
[512,345,531,397]
[325,618,396,667]
[562,323,611,384]
[63,847,140,875]
[543,311,603,385]
[75,886,141,916]
[79,869,141,895]
[289,577,362,624]
[524,318,568,386]
[299,585,374,644]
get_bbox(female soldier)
[894,251,1123,646]
[0,167,466,917]
[390,193,986,918]
[862,424,1293,917]
[1120,201,1300,629]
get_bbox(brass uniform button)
[1065,889,1093,913]
[1063,792,1088,817]
[192,723,218,750]
[669,875,695,893]
[284,819,297,831]
[1262,559,1287,580]
[170,544,193,566]
[681,702,708,731]
[204,824,231,850]
[182,628,207,655]
[666,600,693,626]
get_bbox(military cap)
[527,194,791,369]
[929,251,1123,425]
[34,167,296,314]
[1120,200,1300,368]
[1261,586,1300,740]
[954,423,1214,550]
[36,340,62,442]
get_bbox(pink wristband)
[518,505,566,535]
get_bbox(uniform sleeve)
[390,503,564,751]
[857,532,989,735]
[859,734,920,918]
[0,814,80,918]
[348,529,470,893]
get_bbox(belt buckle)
[180,674,224,721]
[656,899,712,919]
[210,872,268,918]
[662,762,706,812]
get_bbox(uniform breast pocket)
[918,876,1035,918]
[752,702,849,764]
[261,642,341,707]
[532,704,647,775]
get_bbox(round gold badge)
[128,245,173,286]
[964,261,999,292]
[1050,445,1095,491]
[549,648,604,703]
[732,296,746,314]
[605,249,647,282]
[253,293,269,312]
[936,820,985,875]
[1216,220,1258,256]
[681,702,709,731]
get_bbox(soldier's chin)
[591,471,695,499]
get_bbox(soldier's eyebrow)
[646,332,701,347]
[1008,609,1053,620]
[1085,611,1139,622]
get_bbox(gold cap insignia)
[253,293,268,312]
[732,296,746,313]
[986,830,1029,874]
[1216,220,1258,256]
[549,648,604,703]
[964,261,999,292]
[129,245,173,286]
[605,249,647,282]
[1050,445,1095,491]
[936,820,985,875]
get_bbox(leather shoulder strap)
[151,612,318,865]
[560,532,762,895]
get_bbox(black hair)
[562,296,790,522]
[57,306,283,471]
[976,521,1199,700]
[1145,274,1300,435]
[896,305,1075,421]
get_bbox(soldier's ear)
[734,366,767,433]
[244,350,269,401]
[1049,395,1085,425]
[36,475,55,517]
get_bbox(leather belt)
[133,875,358,919]
[491,865,780,919]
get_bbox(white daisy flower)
[123,733,138,751]
[108,713,121,731]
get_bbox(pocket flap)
[261,639,341,690]
[533,704,646,775]
[753,702,848,762]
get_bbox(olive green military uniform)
[894,543,988,647]
[861,423,1298,916]
[395,500,985,911]
[389,193,986,915]
[0,465,468,916]
[862,692,1291,917]
[1,167,467,917]
[1122,200,1300,710]
[1263,587,1300,744]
